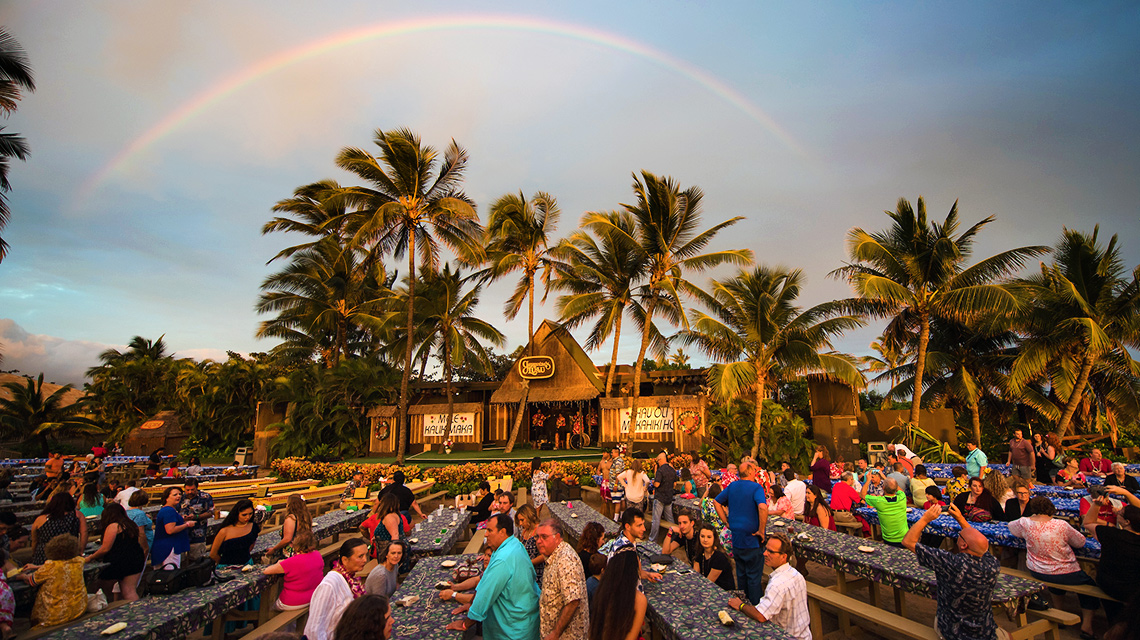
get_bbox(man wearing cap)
[903,503,1002,640]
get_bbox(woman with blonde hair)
[265,529,323,610]
[617,458,651,513]
[514,503,546,583]
[268,494,312,558]
[983,469,1013,509]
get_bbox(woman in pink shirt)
[1007,497,1099,638]
[264,530,324,610]
[768,485,794,519]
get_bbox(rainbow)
[77,14,805,204]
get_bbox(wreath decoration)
[377,420,391,441]
[678,409,702,436]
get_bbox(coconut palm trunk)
[605,313,624,397]
[505,381,529,453]
[396,230,417,465]
[751,368,767,460]
[528,279,535,338]
[626,297,657,447]
[909,313,931,426]
[441,330,455,443]
[969,400,982,446]
[1054,347,1095,437]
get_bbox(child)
[0,549,15,639]
[26,534,87,628]
[585,552,606,611]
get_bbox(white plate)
[409,538,419,543]
[570,514,578,518]
[858,545,875,553]
[441,560,457,568]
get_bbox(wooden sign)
[518,356,555,379]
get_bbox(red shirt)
[91,446,107,458]
[1079,458,1112,475]
[830,481,863,511]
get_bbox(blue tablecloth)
[853,506,1101,559]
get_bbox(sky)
[1,2,1138,386]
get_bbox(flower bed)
[270,457,603,497]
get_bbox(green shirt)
[468,535,540,640]
[865,493,908,542]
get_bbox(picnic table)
[388,553,480,639]
[252,507,370,559]
[546,500,619,539]
[852,506,1102,559]
[339,480,437,510]
[408,506,472,557]
[39,564,277,640]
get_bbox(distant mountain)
[0,373,86,407]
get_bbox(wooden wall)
[597,395,707,452]
[370,402,488,454]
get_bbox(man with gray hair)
[535,519,588,640]
[862,473,908,547]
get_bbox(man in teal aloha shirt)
[467,513,541,640]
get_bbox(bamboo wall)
[597,395,707,451]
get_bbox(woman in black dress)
[693,522,735,591]
[86,503,146,601]
[210,499,260,566]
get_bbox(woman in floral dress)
[530,457,549,514]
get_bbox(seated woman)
[86,504,147,602]
[269,495,313,560]
[1003,478,1036,521]
[692,522,734,591]
[587,551,646,640]
[370,493,410,574]
[304,538,369,640]
[334,593,393,640]
[164,461,182,479]
[951,477,1004,523]
[678,468,696,496]
[0,549,14,639]
[364,540,404,598]
[468,482,494,525]
[804,485,835,531]
[767,485,794,519]
[1056,458,1087,488]
[983,471,1013,510]
[25,534,87,628]
[1008,497,1099,639]
[264,530,323,610]
[210,499,260,566]
[945,466,970,501]
[576,521,605,573]
[77,482,104,519]
[28,491,87,566]
[909,465,937,507]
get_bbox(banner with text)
[619,406,674,433]
[423,413,476,437]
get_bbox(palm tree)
[262,180,350,262]
[588,171,753,445]
[413,264,505,442]
[678,265,864,458]
[1,374,101,456]
[551,211,647,397]
[1009,226,1140,436]
[886,318,1016,445]
[830,197,1047,429]
[860,334,912,408]
[336,128,484,464]
[0,28,35,263]
[482,191,561,337]
[256,237,396,367]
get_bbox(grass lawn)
[344,447,605,468]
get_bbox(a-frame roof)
[489,320,605,404]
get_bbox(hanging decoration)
[377,420,391,441]
[678,409,702,436]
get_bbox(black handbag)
[144,557,217,595]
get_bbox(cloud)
[0,319,112,386]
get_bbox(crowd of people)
[3,438,1140,640]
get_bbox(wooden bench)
[243,606,309,639]
[1000,567,1120,603]
[14,599,131,640]
[835,520,863,536]
[462,530,486,554]
[806,580,938,640]
[1016,608,1081,640]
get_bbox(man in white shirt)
[113,480,140,508]
[728,533,811,640]
[782,468,806,516]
